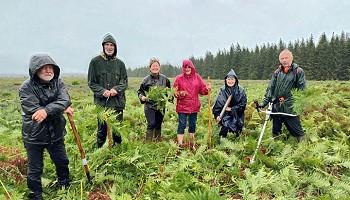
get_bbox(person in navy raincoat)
[212,69,247,143]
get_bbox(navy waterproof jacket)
[212,69,247,132]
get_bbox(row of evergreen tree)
[127,63,182,78]
[127,31,350,80]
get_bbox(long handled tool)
[207,76,212,148]
[250,101,297,164]
[250,101,272,164]
[66,113,91,182]
[217,94,233,144]
[219,95,232,119]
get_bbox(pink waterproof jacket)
[173,60,208,113]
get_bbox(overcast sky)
[0,0,349,74]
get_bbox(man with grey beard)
[19,54,73,200]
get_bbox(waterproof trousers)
[219,126,240,138]
[272,115,305,137]
[24,139,70,198]
[144,106,164,131]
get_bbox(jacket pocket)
[23,119,47,143]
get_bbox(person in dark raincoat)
[137,58,171,141]
[213,69,247,143]
[88,32,128,148]
[19,54,73,200]
[258,49,306,141]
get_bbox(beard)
[38,73,54,82]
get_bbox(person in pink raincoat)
[173,59,211,148]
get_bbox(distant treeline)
[127,63,182,78]
[128,31,350,80]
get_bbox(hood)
[224,69,239,96]
[102,32,117,57]
[29,54,60,80]
[225,69,239,86]
[181,59,196,76]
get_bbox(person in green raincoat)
[258,49,306,142]
[88,33,128,148]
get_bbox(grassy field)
[0,77,350,199]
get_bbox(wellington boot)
[177,134,184,147]
[272,132,281,141]
[189,133,195,150]
[29,192,43,200]
[154,129,161,142]
[218,136,223,144]
[296,135,305,143]
[146,130,154,142]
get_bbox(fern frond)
[292,86,328,115]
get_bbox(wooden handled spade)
[66,113,92,183]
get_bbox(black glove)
[253,99,259,109]
[254,99,265,109]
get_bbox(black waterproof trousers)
[272,115,305,137]
[144,106,164,131]
[24,139,70,197]
[219,126,240,137]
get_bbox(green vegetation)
[1,77,350,199]
[145,86,175,113]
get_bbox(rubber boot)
[189,133,195,150]
[296,135,305,143]
[218,136,222,144]
[146,130,154,142]
[27,178,43,200]
[28,192,43,200]
[154,129,161,142]
[272,132,281,141]
[113,133,122,145]
[235,131,240,138]
[56,165,70,188]
[96,120,107,148]
[177,134,184,148]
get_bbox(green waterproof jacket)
[261,63,306,114]
[88,52,128,110]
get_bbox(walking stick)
[207,76,212,148]
[66,113,91,182]
[107,124,113,148]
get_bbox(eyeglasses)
[150,57,159,62]
[149,57,160,66]
[150,57,160,65]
